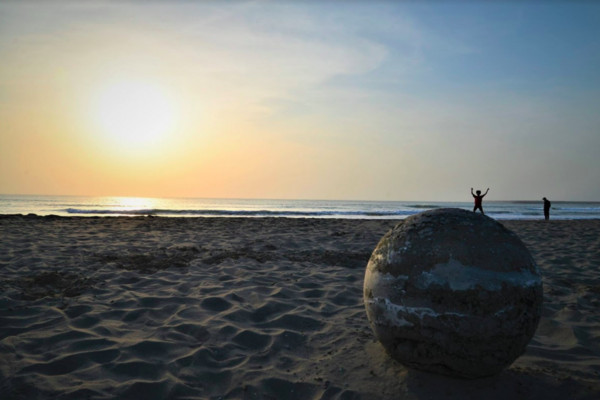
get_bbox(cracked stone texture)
[364,208,543,378]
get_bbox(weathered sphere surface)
[364,208,543,378]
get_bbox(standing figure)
[471,188,489,215]
[543,197,551,220]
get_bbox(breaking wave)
[64,208,417,218]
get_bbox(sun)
[92,81,177,150]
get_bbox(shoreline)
[3,212,600,221]
[1,215,599,399]
[3,197,600,220]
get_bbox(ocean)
[1,194,599,220]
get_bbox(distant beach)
[1,215,599,399]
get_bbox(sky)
[1,1,599,201]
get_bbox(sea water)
[0,194,599,220]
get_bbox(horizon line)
[1,193,598,204]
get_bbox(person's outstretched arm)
[471,188,475,197]
[483,188,490,197]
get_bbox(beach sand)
[1,215,599,399]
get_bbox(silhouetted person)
[471,187,489,214]
[543,197,551,220]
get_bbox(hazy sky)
[1,1,599,201]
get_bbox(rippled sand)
[1,215,599,399]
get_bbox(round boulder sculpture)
[363,208,543,378]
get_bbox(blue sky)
[1,1,599,201]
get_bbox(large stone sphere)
[364,208,543,378]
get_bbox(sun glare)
[92,81,177,150]
[111,196,157,212]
